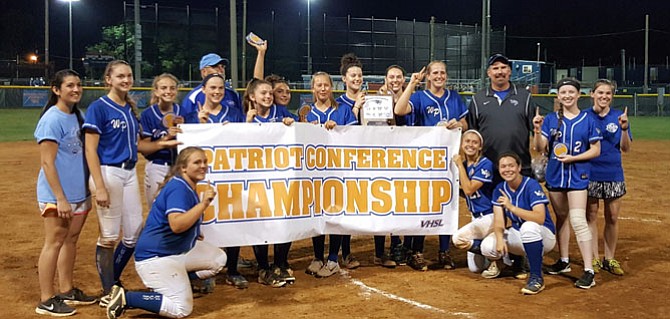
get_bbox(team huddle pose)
[33,46,633,318]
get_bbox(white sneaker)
[481,260,501,279]
[315,260,340,278]
[305,258,324,276]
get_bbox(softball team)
[34,70,96,317]
[395,61,468,271]
[533,77,602,289]
[106,147,226,319]
[586,80,632,276]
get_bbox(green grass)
[628,117,670,140]
[0,108,42,142]
[0,108,668,142]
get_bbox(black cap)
[487,53,511,67]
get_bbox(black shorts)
[588,181,627,200]
[545,185,586,192]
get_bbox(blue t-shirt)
[541,111,602,190]
[335,94,360,125]
[492,88,511,103]
[492,176,555,233]
[139,103,187,165]
[135,176,201,261]
[83,96,139,165]
[182,85,242,123]
[306,103,358,125]
[252,104,297,123]
[463,157,494,217]
[276,104,299,121]
[409,89,468,127]
[34,107,88,203]
[587,107,633,182]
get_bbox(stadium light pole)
[307,0,312,75]
[60,0,79,70]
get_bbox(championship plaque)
[360,95,394,126]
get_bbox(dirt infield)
[2,140,669,318]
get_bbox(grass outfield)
[0,108,668,142]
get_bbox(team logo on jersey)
[549,128,563,139]
[534,190,545,198]
[509,99,519,106]
[426,106,441,117]
[481,168,491,178]
[110,118,127,130]
[606,122,618,133]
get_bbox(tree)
[87,23,192,81]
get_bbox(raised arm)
[250,40,268,80]
[394,67,425,116]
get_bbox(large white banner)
[178,123,461,247]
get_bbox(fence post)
[633,92,638,117]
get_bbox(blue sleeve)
[181,94,195,116]
[409,91,422,116]
[34,111,60,143]
[491,182,505,207]
[541,112,555,139]
[472,159,494,183]
[83,101,103,134]
[139,108,154,138]
[455,91,469,120]
[163,182,196,216]
[341,105,358,125]
[527,179,549,208]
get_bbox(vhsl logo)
[420,219,444,228]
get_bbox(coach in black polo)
[467,53,536,184]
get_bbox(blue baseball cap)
[199,53,229,70]
[487,53,511,67]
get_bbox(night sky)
[2,0,669,71]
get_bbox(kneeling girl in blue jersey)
[480,152,556,295]
[106,147,226,319]
[450,130,495,275]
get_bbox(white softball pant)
[90,165,143,248]
[144,161,171,208]
[452,214,494,273]
[135,240,227,318]
[480,222,556,260]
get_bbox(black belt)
[150,160,171,166]
[106,160,137,170]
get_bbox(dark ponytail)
[40,69,84,139]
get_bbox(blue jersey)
[492,176,555,233]
[34,107,88,203]
[83,96,139,165]
[587,107,633,182]
[306,103,358,125]
[135,176,201,261]
[139,103,186,165]
[335,94,360,125]
[205,104,245,123]
[252,104,296,123]
[182,85,242,122]
[541,111,602,190]
[276,104,299,121]
[464,157,494,217]
[409,89,468,126]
